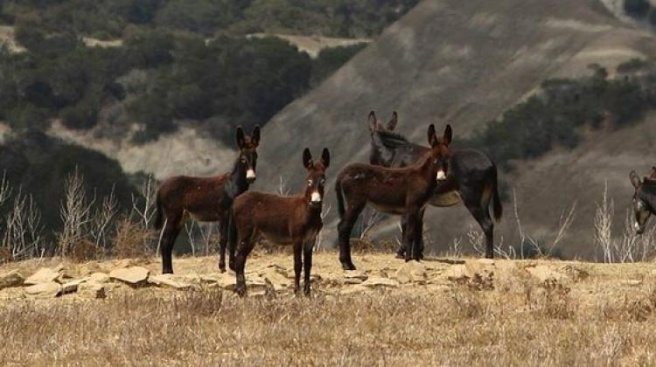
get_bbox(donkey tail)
[154,190,164,230]
[335,179,345,218]
[491,170,503,222]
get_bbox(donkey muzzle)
[635,221,645,235]
[311,192,322,203]
[246,169,256,183]
[436,170,447,181]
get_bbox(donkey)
[232,148,330,296]
[154,126,260,274]
[630,167,656,234]
[335,124,452,270]
[368,111,502,259]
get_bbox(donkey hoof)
[235,286,246,297]
[341,262,357,271]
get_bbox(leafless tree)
[3,190,45,260]
[131,174,157,229]
[59,169,95,257]
[594,181,614,263]
[90,187,118,251]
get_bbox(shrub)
[625,0,651,18]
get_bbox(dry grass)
[2,254,656,366]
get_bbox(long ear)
[651,166,656,179]
[303,148,313,170]
[427,124,437,147]
[443,124,453,146]
[630,170,642,188]
[387,111,398,130]
[321,148,330,168]
[236,126,246,149]
[251,125,261,147]
[368,111,377,132]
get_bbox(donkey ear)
[427,124,437,146]
[251,125,261,147]
[651,166,656,178]
[321,148,330,168]
[630,170,642,188]
[236,126,246,149]
[368,111,377,132]
[387,111,398,130]
[443,124,453,146]
[303,148,313,170]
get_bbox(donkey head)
[630,169,656,234]
[236,125,260,184]
[427,123,452,182]
[302,148,330,208]
[367,110,398,134]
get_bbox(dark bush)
[624,0,651,18]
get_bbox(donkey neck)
[226,157,250,198]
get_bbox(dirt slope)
[255,0,656,258]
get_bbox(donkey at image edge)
[630,167,656,235]
[232,148,330,296]
[154,126,260,274]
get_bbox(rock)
[526,265,567,283]
[201,273,236,290]
[0,270,24,290]
[445,264,471,281]
[259,268,291,291]
[25,266,63,285]
[344,270,368,284]
[625,279,643,286]
[394,261,427,284]
[88,272,110,284]
[361,276,399,288]
[109,267,150,285]
[25,282,62,298]
[148,274,197,290]
[62,279,86,294]
[78,282,106,299]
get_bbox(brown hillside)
[255,0,656,259]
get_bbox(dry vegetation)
[2,253,656,366]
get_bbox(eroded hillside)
[256,0,656,259]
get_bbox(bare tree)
[314,204,332,251]
[357,207,383,240]
[90,187,118,251]
[59,169,95,257]
[594,182,614,263]
[131,174,157,229]
[3,189,45,260]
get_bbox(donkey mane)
[376,130,413,149]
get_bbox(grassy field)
[2,252,656,366]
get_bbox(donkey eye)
[241,157,247,163]
[320,178,326,185]
[308,180,313,186]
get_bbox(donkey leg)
[293,241,303,295]
[415,209,426,260]
[218,217,229,272]
[466,204,494,259]
[161,215,182,274]
[396,215,409,259]
[303,240,314,296]
[403,209,420,262]
[338,203,365,270]
[227,215,238,272]
[234,234,255,297]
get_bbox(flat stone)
[62,279,86,294]
[25,266,63,285]
[88,272,110,284]
[394,261,427,284]
[361,276,399,288]
[259,268,292,291]
[344,270,368,281]
[109,267,150,285]
[25,282,62,298]
[78,282,106,299]
[0,270,24,290]
[148,274,197,290]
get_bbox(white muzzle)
[246,169,256,180]
[311,192,322,203]
[635,222,641,231]
[436,170,446,181]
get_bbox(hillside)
[256,0,656,259]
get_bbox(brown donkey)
[335,124,452,270]
[155,126,260,274]
[232,148,330,296]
